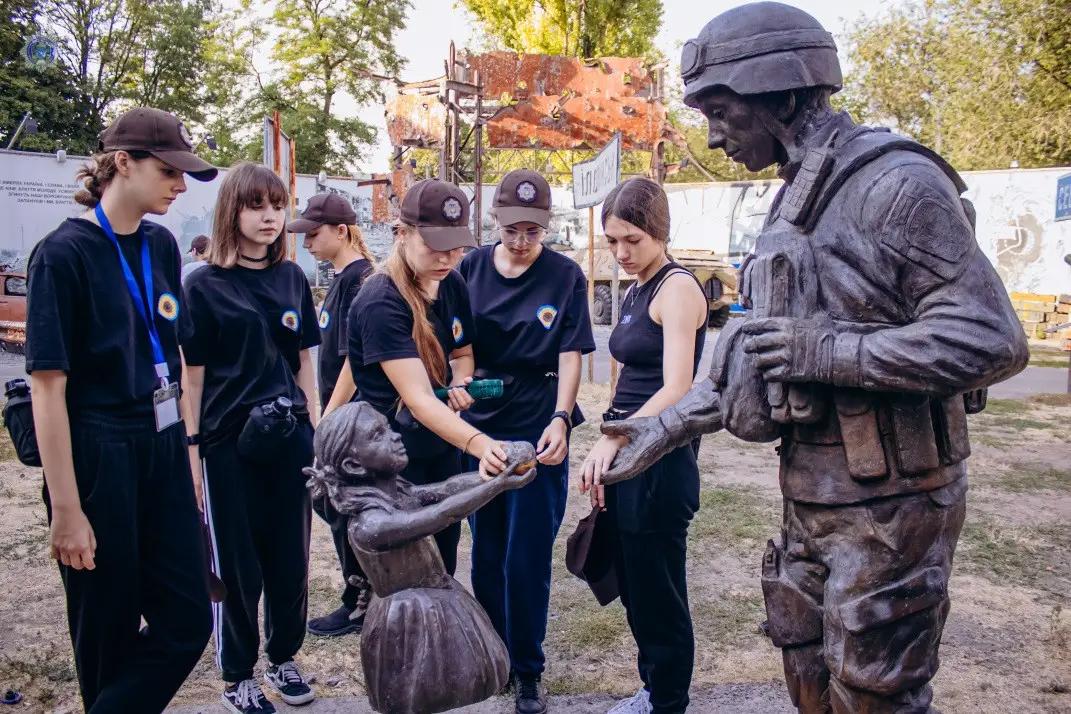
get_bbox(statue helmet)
[681,1,842,107]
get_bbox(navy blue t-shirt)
[317,258,373,409]
[458,244,595,437]
[347,270,474,420]
[26,218,187,422]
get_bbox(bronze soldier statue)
[598,3,1029,712]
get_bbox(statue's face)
[353,409,409,473]
[696,88,780,172]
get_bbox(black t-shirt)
[182,261,320,438]
[347,270,474,420]
[26,218,187,421]
[458,244,595,436]
[317,258,373,409]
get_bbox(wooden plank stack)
[1012,292,1071,349]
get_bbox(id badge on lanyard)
[95,205,180,432]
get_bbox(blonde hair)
[382,224,446,386]
[209,162,289,268]
[346,224,375,262]
[73,150,152,208]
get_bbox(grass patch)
[689,487,778,549]
[691,591,766,649]
[958,518,1071,592]
[551,598,631,653]
[1029,393,1071,407]
[997,464,1071,493]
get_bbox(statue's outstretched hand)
[499,441,538,489]
[598,416,674,483]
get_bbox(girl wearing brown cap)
[181,163,319,713]
[291,192,376,638]
[580,177,708,714]
[457,169,595,713]
[347,178,510,575]
[25,107,216,712]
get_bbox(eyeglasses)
[500,227,545,243]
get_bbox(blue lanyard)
[94,204,170,387]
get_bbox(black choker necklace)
[239,253,269,263]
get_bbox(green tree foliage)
[0,0,97,152]
[462,0,662,59]
[267,0,409,173]
[843,0,1071,169]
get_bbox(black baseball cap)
[287,193,358,233]
[491,169,551,228]
[400,179,476,251]
[99,107,217,181]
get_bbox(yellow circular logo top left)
[157,292,179,321]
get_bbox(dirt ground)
[1,386,1069,713]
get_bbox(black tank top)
[609,261,705,412]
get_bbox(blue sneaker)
[264,660,315,706]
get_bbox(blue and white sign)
[571,132,621,209]
[1056,172,1071,222]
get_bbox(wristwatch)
[550,410,572,433]
[186,433,201,447]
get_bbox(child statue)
[304,401,537,714]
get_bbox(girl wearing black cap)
[348,178,509,575]
[25,107,216,712]
[580,178,708,714]
[182,163,319,713]
[457,169,594,713]
[292,193,375,638]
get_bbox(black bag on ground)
[237,396,298,464]
[3,379,41,467]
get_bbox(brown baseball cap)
[491,169,551,228]
[400,179,476,251]
[287,193,358,233]
[99,107,218,181]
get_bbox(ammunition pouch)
[760,537,825,648]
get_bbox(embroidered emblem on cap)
[177,121,194,149]
[442,197,463,222]
[319,310,330,329]
[157,292,179,321]
[536,304,558,330]
[451,316,464,343]
[517,181,538,204]
[282,310,300,332]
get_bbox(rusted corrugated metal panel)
[371,166,417,223]
[465,52,665,150]
[386,93,447,148]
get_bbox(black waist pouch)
[237,398,299,464]
[3,383,41,467]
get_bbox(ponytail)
[383,231,447,386]
[346,224,375,263]
[74,150,152,208]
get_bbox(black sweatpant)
[606,443,700,714]
[202,423,314,683]
[45,414,212,713]
[311,495,366,609]
[401,449,463,575]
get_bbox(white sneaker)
[607,687,652,714]
[264,660,315,706]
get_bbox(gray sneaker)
[607,688,652,714]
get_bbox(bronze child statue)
[596,2,1029,712]
[304,402,537,714]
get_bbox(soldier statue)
[598,3,1029,712]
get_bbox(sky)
[265,0,902,174]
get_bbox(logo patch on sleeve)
[536,304,558,329]
[157,292,179,321]
[451,316,464,343]
[282,310,300,332]
[318,310,330,329]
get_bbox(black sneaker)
[307,604,363,637]
[222,679,276,714]
[265,660,315,706]
[514,673,548,714]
